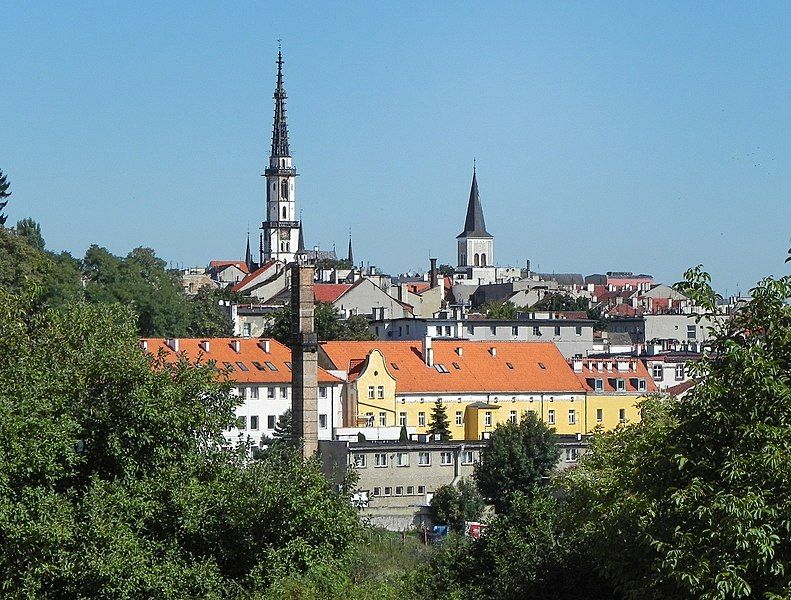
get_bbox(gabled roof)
[457,169,492,239]
[314,283,352,303]
[231,261,279,293]
[209,260,249,274]
[321,340,585,394]
[141,338,342,384]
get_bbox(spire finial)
[473,157,476,173]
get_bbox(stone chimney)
[429,257,438,288]
[422,335,434,367]
[291,264,319,458]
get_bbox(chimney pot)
[456,346,463,356]
[489,346,496,357]
[199,340,211,353]
[165,338,179,352]
[139,340,148,351]
[422,336,434,367]
[231,339,241,353]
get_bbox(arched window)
[282,206,287,219]
[281,179,289,200]
[481,253,487,266]
[474,253,480,267]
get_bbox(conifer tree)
[427,399,452,440]
[0,169,10,227]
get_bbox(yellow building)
[320,339,588,440]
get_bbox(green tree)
[343,314,376,340]
[0,289,361,598]
[427,399,452,440]
[560,266,791,600]
[429,478,485,532]
[482,300,518,319]
[438,263,455,277]
[271,408,295,449]
[264,302,370,345]
[14,217,45,251]
[474,411,558,512]
[186,286,234,336]
[531,293,589,311]
[0,169,10,226]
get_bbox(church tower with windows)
[261,51,300,264]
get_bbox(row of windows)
[585,378,647,392]
[353,449,476,468]
[429,324,586,337]
[371,484,426,497]
[236,386,329,399]
[235,413,330,431]
[651,364,686,380]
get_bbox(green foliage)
[474,411,558,512]
[427,399,452,440]
[0,289,361,598]
[271,408,296,450]
[15,217,45,251]
[531,292,589,311]
[264,303,374,344]
[482,300,518,319]
[438,263,455,277]
[429,479,485,532]
[0,169,10,226]
[561,269,791,600]
[316,258,353,270]
[186,286,234,337]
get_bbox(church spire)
[347,230,354,265]
[298,221,305,252]
[270,50,290,159]
[457,165,491,238]
[245,231,254,271]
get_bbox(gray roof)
[457,169,492,238]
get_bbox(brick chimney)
[429,257,438,288]
[291,264,319,458]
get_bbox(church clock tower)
[261,51,300,264]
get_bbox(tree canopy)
[531,292,589,311]
[0,288,361,598]
[429,478,484,533]
[264,303,375,345]
[0,169,10,227]
[427,399,452,440]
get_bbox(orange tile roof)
[141,338,342,384]
[314,283,352,303]
[231,261,278,292]
[571,358,657,393]
[320,340,586,394]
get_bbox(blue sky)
[2,1,790,294]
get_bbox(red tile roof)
[231,261,278,292]
[209,260,249,273]
[321,340,586,394]
[141,338,342,384]
[314,283,352,303]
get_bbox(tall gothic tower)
[456,166,494,269]
[261,51,300,264]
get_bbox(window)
[377,385,385,398]
[391,362,399,370]
[596,408,603,422]
[533,326,541,336]
[353,454,366,468]
[379,411,387,426]
[267,415,276,429]
[490,326,497,335]
[467,324,474,335]
[440,451,453,465]
[285,362,292,370]
[462,450,474,464]
[384,487,392,496]
[594,378,603,391]
[548,409,556,425]
[237,416,246,430]
[637,378,646,391]
[281,179,289,200]
[372,486,380,496]
[418,412,426,427]
[235,361,249,372]
[265,361,278,371]
[687,324,696,340]
[368,386,375,399]
[280,387,288,398]
[506,361,514,369]
[319,386,328,398]
[250,415,259,430]
[538,362,546,370]
[554,325,561,336]
[418,485,426,494]
[484,411,492,427]
[407,485,415,495]
[512,326,519,336]
[399,412,407,426]
[374,453,387,467]
[365,412,374,427]
[565,447,580,462]
[267,387,275,398]
[252,361,265,371]
[568,409,576,425]
[445,326,451,336]
[395,486,403,496]
[455,411,463,426]
[616,378,626,391]
[509,410,517,423]
[652,363,664,379]
[675,364,685,381]
[396,452,409,467]
[452,362,461,370]
[575,325,582,336]
[435,363,450,373]
[250,386,259,399]
[619,408,626,422]
[418,452,431,466]
[223,361,234,371]
[319,414,327,429]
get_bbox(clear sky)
[2,2,790,294]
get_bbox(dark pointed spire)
[457,165,492,238]
[270,50,290,158]
[245,231,254,270]
[297,221,305,253]
[347,230,354,265]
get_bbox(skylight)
[222,362,234,371]
[452,362,461,370]
[285,362,293,371]
[265,361,278,371]
[434,364,450,374]
[252,361,266,371]
[506,362,514,369]
[538,362,546,370]
[235,362,249,372]
[391,362,400,370]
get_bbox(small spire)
[245,231,254,270]
[298,221,305,253]
[458,165,491,238]
[347,229,354,265]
